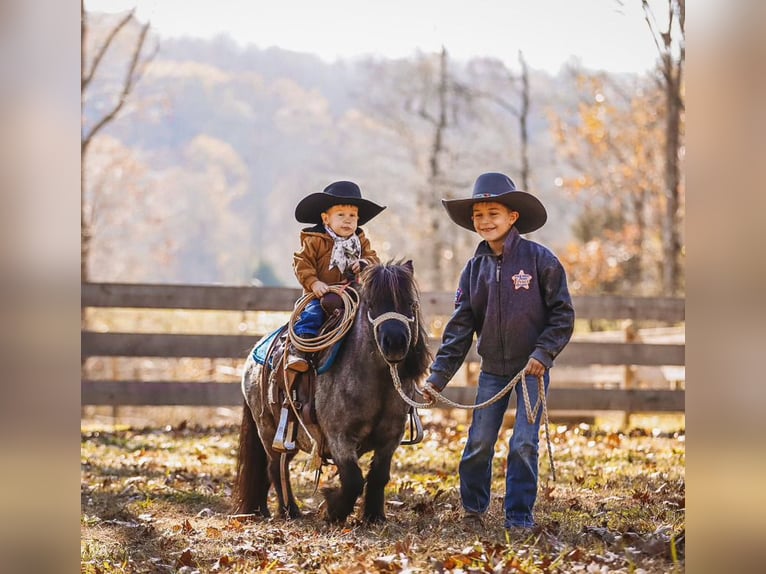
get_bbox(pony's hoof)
[321,487,352,523]
[234,505,271,519]
[322,510,345,524]
[363,513,387,524]
[280,505,302,520]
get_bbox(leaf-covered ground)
[81,415,685,573]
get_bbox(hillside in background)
[83,13,654,292]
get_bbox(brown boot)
[286,346,310,372]
[461,511,485,531]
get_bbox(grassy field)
[81,411,684,573]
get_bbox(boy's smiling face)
[471,202,519,248]
[322,204,359,238]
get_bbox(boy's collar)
[475,228,520,257]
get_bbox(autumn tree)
[641,0,685,295]
[551,70,666,295]
[81,1,156,284]
[553,2,684,297]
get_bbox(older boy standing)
[422,172,575,531]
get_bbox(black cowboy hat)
[441,172,547,234]
[295,181,386,226]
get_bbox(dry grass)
[81,411,684,573]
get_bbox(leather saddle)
[259,291,424,451]
[261,293,348,452]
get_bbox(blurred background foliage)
[81,2,684,297]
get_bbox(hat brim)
[295,193,386,226]
[442,190,547,234]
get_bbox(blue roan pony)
[235,261,430,523]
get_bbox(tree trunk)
[662,55,683,296]
[643,0,684,296]
[425,47,449,291]
[518,51,530,191]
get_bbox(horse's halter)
[367,303,419,360]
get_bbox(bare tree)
[81,0,156,284]
[360,48,471,291]
[418,46,451,290]
[642,0,685,295]
[459,52,532,190]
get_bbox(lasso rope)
[288,286,359,353]
[388,364,556,481]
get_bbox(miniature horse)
[235,261,430,523]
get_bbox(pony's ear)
[404,260,414,272]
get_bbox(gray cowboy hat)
[295,180,386,226]
[442,172,547,234]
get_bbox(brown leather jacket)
[292,224,380,293]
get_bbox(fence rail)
[82,283,685,412]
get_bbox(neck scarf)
[325,225,361,274]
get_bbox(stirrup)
[272,406,298,452]
[400,407,424,445]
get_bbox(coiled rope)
[287,286,359,353]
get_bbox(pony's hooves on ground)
[322,512,345,524]
[287,508,303,520]
[235,506,271,519]
[321,487,351,523]
[363,513,387,524]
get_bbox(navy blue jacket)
[427,228,575,390]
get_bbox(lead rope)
[388,364,556,482]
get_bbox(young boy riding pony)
[287,180,385,372]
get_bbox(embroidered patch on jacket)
[454,287,463,306]
[512,269,533,290]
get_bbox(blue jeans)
[459,368,550,528]
[293,299,325,337]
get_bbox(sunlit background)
[81,0,684,297]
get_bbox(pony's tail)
[234,401,271,516]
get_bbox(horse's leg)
[266,450,302,519]
[362,443,397,523]
[235,402,271,517]
[322,452,364,523]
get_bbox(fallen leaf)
[176,548,194,567]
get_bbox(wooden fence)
[81,283,685,412]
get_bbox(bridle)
[367,302,419,359]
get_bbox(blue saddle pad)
[250,324,345,374]
[251,326,285,365]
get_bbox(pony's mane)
[361,260,416,310]
[360,260,431,382]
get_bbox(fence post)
[622,320,638,429]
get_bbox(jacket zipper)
[496,256,505,364]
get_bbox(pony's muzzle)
[376,325,411,363]
[367,309,415,364]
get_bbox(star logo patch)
[512,269,533,290]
